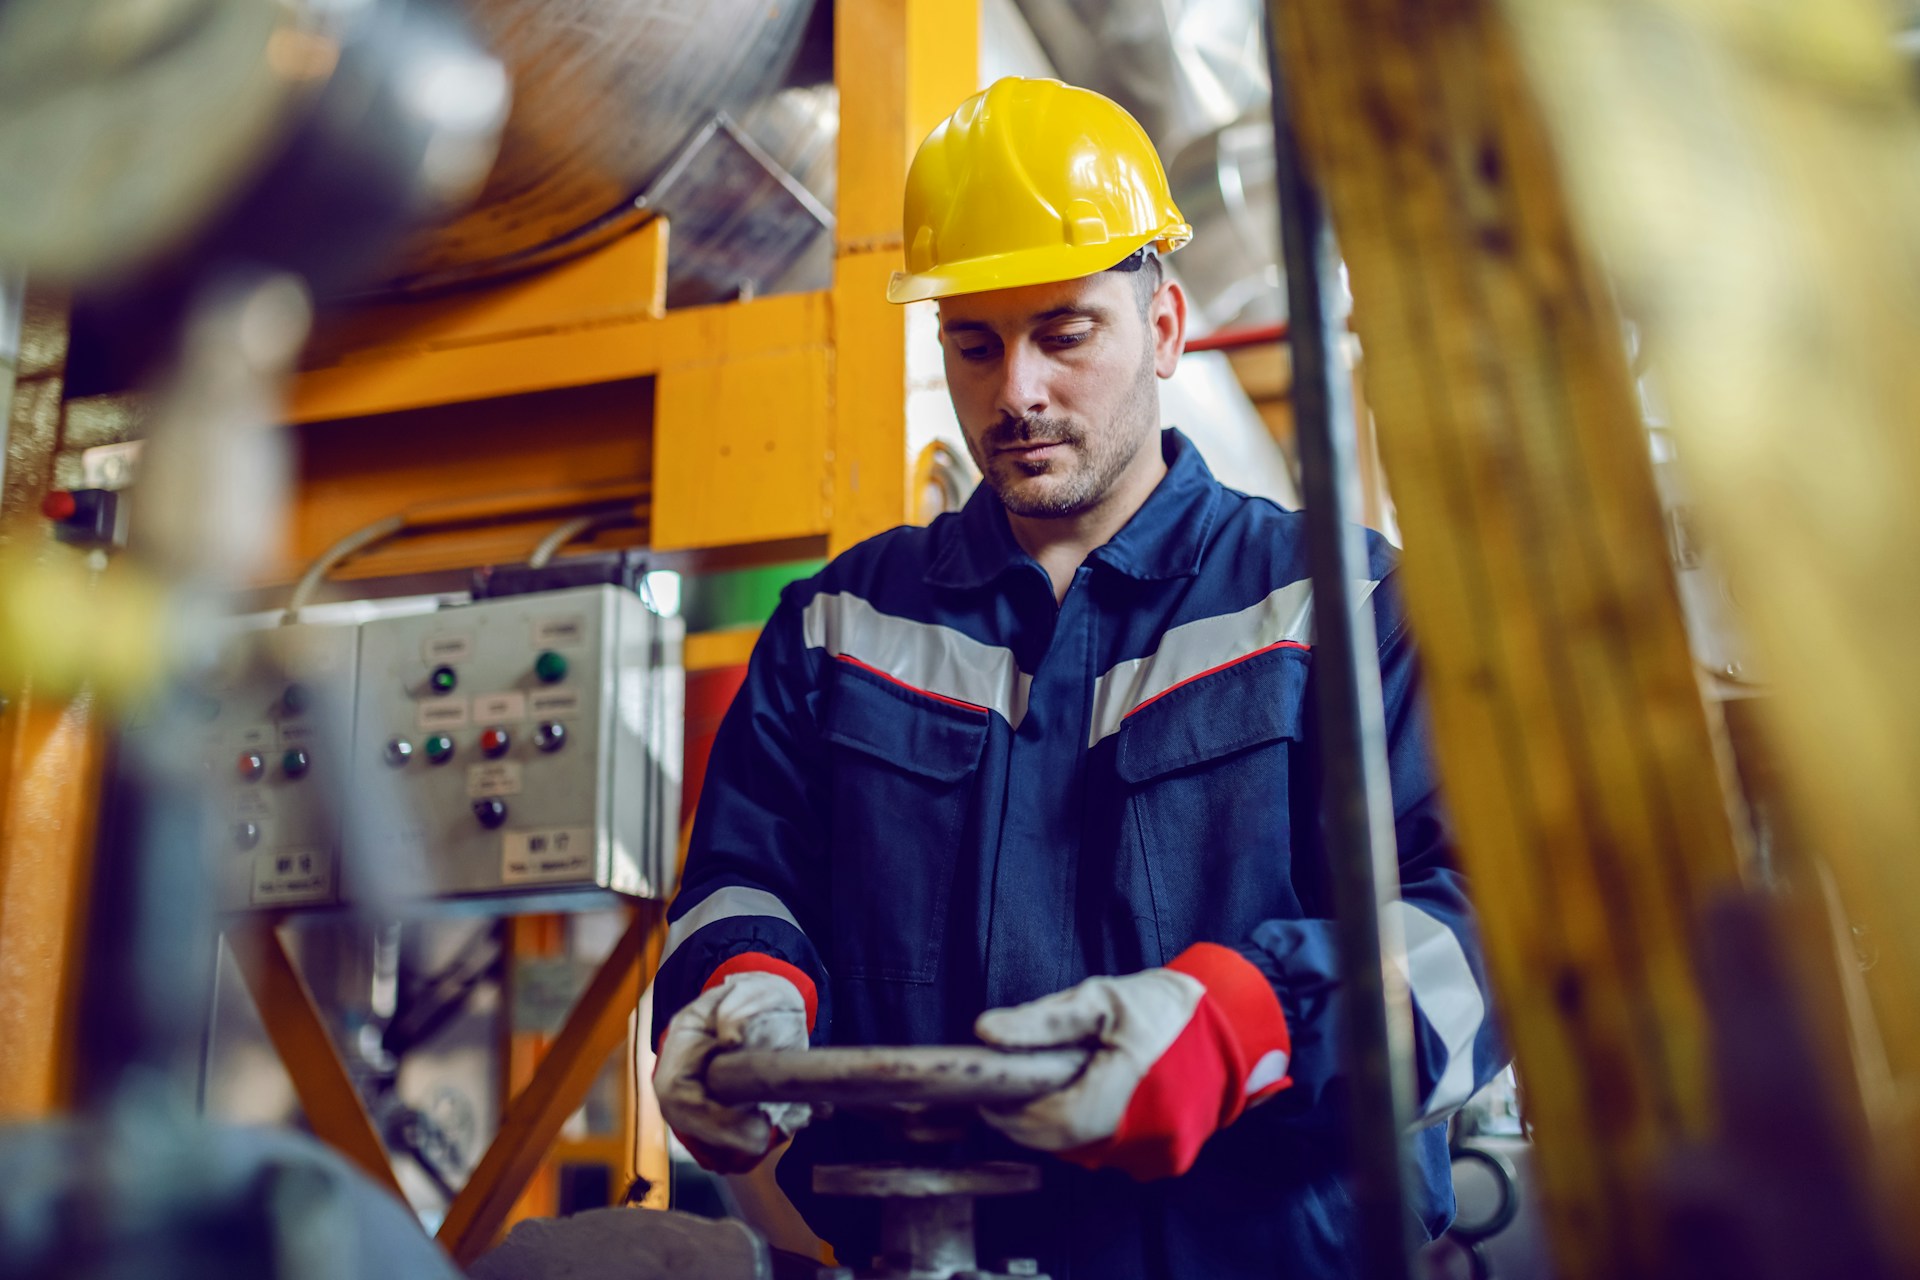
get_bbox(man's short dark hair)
[1106,248,1163,314]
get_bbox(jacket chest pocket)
[1114,649,1311,957]
[822,664,987,982]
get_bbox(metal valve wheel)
[707,1046,1090,1280]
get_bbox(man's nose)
[991,342,1050,422]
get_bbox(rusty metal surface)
[705,1047,1087,1108]
[812,1161,1042,1200]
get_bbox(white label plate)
[533,614,588,649]
[423,634,473,663]
[418,699,469,730]
[473,692,527,722]
[279,723,318,748]
[252,848,333,905]
[467,760,523,798]
[502,827,596,885]
[237,726,273,749]
[529,688,583,719]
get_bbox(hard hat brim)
[885,226,1191,305]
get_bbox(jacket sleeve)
[1237,568,1507,1126]
[651,587,833,1046]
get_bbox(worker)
[652,77,1504,1278]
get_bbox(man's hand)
[655,968,814,1172]
[973,943,1292,1180]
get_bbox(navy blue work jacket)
[654,430,1505,1279]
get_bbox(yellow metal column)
[828,0,979,555]
[0,289,104,1120]
[1271,3,1753,1274]
[1495,0,1920,1250]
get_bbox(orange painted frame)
[234,0,982,1259]
[284,0,981,563]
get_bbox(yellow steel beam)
[226,923,407,1202]
[301,217,670,371]
[1495,0,1920,1225]
[288,221,834,428]
[652,347,832,551]
[1271,2,1750,1273]
[0,287,103,1122]
[437,902,665,1265]
[0,692,103,1119]
[827,0,979,554]
[288,290,828,428]
[684,627,761,673]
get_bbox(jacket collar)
[924,429,1221,590]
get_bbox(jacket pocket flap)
[823,663,988,782]
[1115,649,1309,784]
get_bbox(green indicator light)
[425,734,455,764]
[429,665,458,694]
[534,651,568,684]
[282,749,310,779]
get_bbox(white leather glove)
[974,943,1292,1179]
[655,969,814,1172]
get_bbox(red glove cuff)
[1167,942,1293,1110]
[1069,944,1291,1181]
[702,952,820,1034]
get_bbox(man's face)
[938,269,1184,519]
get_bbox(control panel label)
[467,761,523,798]
[418,699,469,730]
[529,688,583,719]
[473,692,527,722]
[502,827,596,885]
[232,789,271,821]
[252,849,333,905]
[534,615,588,649]
[279,723,318,748]
[237,725,273,749]
[423,634,473,663]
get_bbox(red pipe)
[1183,321,1290,354]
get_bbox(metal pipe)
[0,271,21,492]
[1263,7,1419,1278]
[1183,320,1290,354]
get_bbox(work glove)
[655,960,817,1173]
[974,943,1292,1180]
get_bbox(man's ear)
[1152,279,1188,379]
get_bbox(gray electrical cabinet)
[196,622,357,911]
[345,585,683,908]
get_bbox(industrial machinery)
[708,1047,1090,1280]
[192,622,359,911]
[348,583,683,906]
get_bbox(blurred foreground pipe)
[1265,8,1418,1280]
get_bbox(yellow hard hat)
[886,77,1192,305]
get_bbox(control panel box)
[346,585,683,906]
[194,622,357,911]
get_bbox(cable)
[282,513,407,622]
[528,509,637,569]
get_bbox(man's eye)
[1042,331,1089,349]
[957,345,996,362]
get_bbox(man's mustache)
[986,415,1080,451]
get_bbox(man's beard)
[973,352,1159,519]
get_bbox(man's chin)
[992,476,1093,519]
